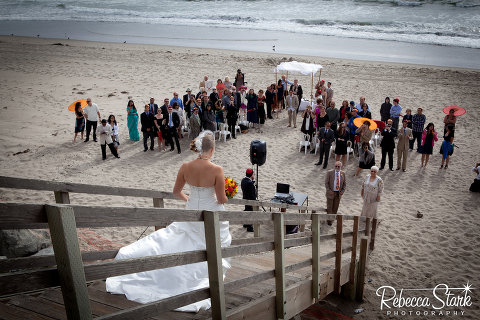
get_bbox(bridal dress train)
[105,185,232,312]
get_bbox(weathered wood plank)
[7,294,68,320]
[54,191,70,205]
[311,214,320,299]
[350,216,360,284]
[0,269,60,296]
[273,212,285,319]
[0,302,50,320]
[46,204,92,320]
[0,203,48,229]
[0,250,119,273]
[153,198,166,231]
[204,211,226,320]
[334,215,343,295]
[356,236,369,302]
[370,218,378,250]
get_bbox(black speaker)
[250,140,267,166]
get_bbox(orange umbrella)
[353,117,377,130]
[68,99,88,111]
[442,106,466,116]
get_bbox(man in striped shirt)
[410,107,426,151]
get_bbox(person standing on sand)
[96,119,120,160]
[390,98,402,132]
[241,168,256,233]
[126,100,139,141]
[380,97,392,123]
[396,120,413,172]
[360,166,384,220]
[419,122,438,168]
[324,161,346,226]
[141,104,155,152]
[73,102,85,142]
[189,107,202,140]
[315,122,335,169]
[325,82,334,107]
[410,107,426,151]
[83,98,101,142]
[265,84,275,119]
[380,119,396,171]
[470,163,480,192]
[285,89,299,128]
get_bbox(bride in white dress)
[106,130,231,312]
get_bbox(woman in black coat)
[202,102,216,132]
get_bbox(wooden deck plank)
[7,295,68,320]
[0,302,52,320]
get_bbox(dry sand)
[0,35,479,319]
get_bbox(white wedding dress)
[105,185,232,312]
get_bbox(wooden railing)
[0,176,377,320]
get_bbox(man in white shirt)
[285,89,299,128]
[355,96,370,112]
[324,161,346,225]
[83,98,101,142]
[96,119,119,160]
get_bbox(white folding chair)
[235,119,241,134]
[346,140,354,162]
[219,123,230,142]
[329,141,336,159]
[299,133,310,154]
[373,128,382,147]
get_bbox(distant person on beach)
[275,80,284,113]
[380,97,392,123]
[241,168,256,232]
[358,103,372,119]
[339,100,350,123]
[257,89,266,126]
[315,121,335,169]
[226,96,238,139]
[209,87,219,106]
[216,79,225,99]
[166,105,181,154]
[335,122,350,168]
[315,80,326,102]
[354,142,376,177]
[96,119,120,160]
[360,166,384,219]
[172,101,184,139]
[234,69,245,89]
[189,107,201,140]
[324,161,346,225]
[73,102,85,142]
[325,82,334,107]
[170,92,183,110]
[185,94,196,120]
[410,107,426,151]
[108,115,119,155]
[290,79,303,113]
[396,120,413,172]
[419,122,438,168]
[154,108,166,151]
[224,77,232,91]
[439,124,454,169]
[265,84,275,119]
[215,100,225,128]
[347,109,360,144]
[285,89,299,128]
[246,89,258,129]
[355,96,370,112]
[148,97,158,116]
[470,163,480,192]
[200,75,213,95]
[141,104,155,152]
[202,102,216,132]
[403,108,413,129]
[356,120,373,146]
[390,98,402,132]
[281,75,293,106]
[126,100,139,141]
[301,106,315,143]
[443,108,457,133]
[183,88,192,107]
[83,98,101,142]
[326,100,340,132]
[380,119,396,171]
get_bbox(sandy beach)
[0,35,479,319]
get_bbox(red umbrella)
[443,106,466,116]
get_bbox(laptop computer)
[275,183,291,198]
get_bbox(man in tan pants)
[285,89,299,128]
[396,120,413,172]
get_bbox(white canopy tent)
[273,61,323,116]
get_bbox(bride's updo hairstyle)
[190,130,215,155]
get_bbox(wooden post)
[349,216,360,284]
[334,215,343,295]
[280,207,287,235]
[311,214,320,299]
[153,197,164,231]
[274,212,286,319]
[356,236,368,302]
[365,217,371,237]
[253,206,260,238]
[45,204,92,320]
[203,211,226,320]
[370,218,378,250]
[310,74,313,102]
[54,191,70,204]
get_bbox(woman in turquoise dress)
[126,100,139,141]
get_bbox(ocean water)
[1,0,480,49]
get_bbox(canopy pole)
[311,74,313,102]
[275,71,278,119]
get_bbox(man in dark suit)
[315,122,335,169]
[380,118,397,171]
[165,105,181,154]
[241,168,256,232]
[226,95,238,139]
[148,97,158,116]
[290,79,303,114]
[231,86,241,111]
[324,161,346,225]
[209,88,219,106]
[183,88,192,108]
[141,104,155,151]
[265,84,275,119]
